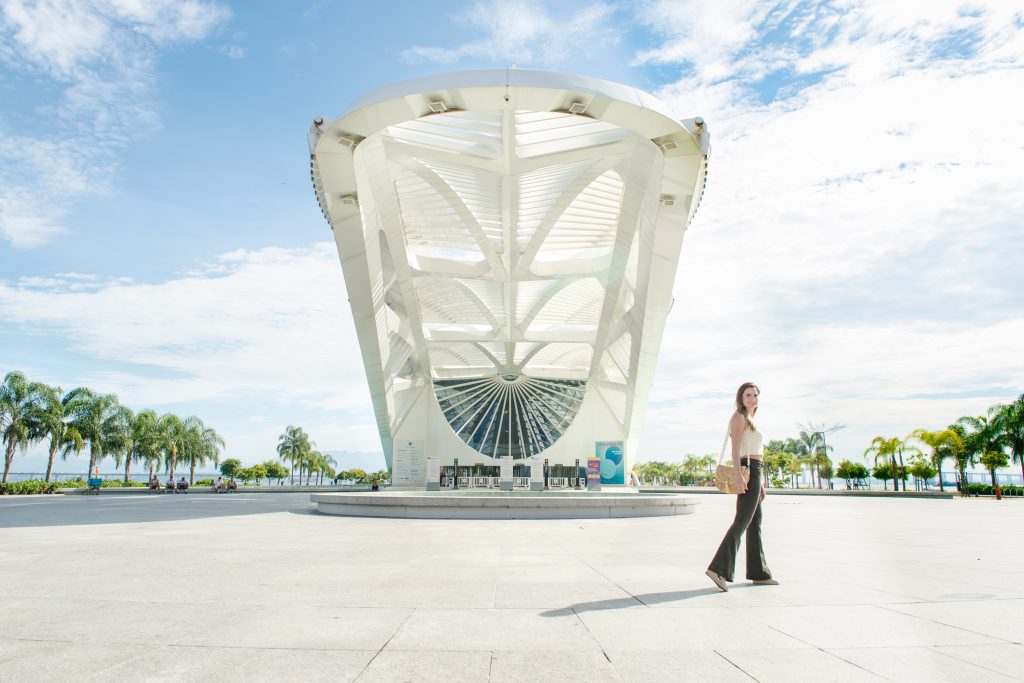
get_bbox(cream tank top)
[741,427,764,456]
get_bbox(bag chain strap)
[718,429,731,465]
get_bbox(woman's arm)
[729,412,747,493]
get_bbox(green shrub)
[98,479,146,487]
[0,480,60,495]
[966,483,993,495]
[58,478,87,488]
[195,478,214,486]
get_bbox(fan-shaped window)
[435,375,586,459]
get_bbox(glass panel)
[434,375,586,460]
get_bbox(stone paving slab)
[1,492,1022,682]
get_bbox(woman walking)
[705,382,777,591]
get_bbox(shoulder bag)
[715,427,750,494]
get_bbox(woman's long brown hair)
[735,382,759,430]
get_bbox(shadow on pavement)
[0,493,316,528]
[539,587,723,616]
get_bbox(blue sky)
[2,0,1022,474]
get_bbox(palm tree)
[277,425,311,485]
[66,389,130,477]
[2,371,45,482]
[195,422,225,484]
[979,451,1008,489]
[959,414,1003,456]
[786,457,803,488]
[797,431,821,488]
[159,413,185,479]
[864,436,900,491]
[947,422,975,493]
[28,384,85,482]
[130,410,163,478]
[682,454,701,485]
[908,428,961,492]
[318,452,337,486]
[177,416,225,484]
[991,393,1024,484]
[958,414,1003,491]
[109,407,136,483]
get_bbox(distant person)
[165,477,174,493]
[706,382,777,592]
[148,474,160,493]
[177,476,188,493]
[371,479,379,491]
[214,476,224,492]
[227,477,237,491]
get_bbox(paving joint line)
[928,644,1019,678]
[352,607,416,679]
[760,624,883,679]
[569,552,648,607]
[875,603,1015,643]
[712,649,759,681]
[569,606,625,683]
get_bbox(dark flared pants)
[708,459,772,582]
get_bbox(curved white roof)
[309,70,709,460]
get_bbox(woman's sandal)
[705,569,729,592]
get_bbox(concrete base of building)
[311,490,697,519]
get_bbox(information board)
[392,440,425,486]
[587,458,601,490]
[530,457,545,485]
[499,456,513,482]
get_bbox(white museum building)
[308,70,709,487]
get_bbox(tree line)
[634,393,1023,491]
[1,370,224,484]
[855,393,1024,492]
[275,425,388,486]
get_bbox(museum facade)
[308,70,709,485]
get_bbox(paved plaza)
[1,492,1022,682]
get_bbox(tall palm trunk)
[124,455,132,483]
[190,461,196,485]
[3,438,15,483]
[88,444,98,477]
[935,453,944,492]
[898,449,906,491]
[290,462,294,486]
[46,442,59,483]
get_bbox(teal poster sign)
[595,441,625,484]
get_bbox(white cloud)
[401,0,619,66]
[0,0,231,248]
[0,242,384,460]
[220,44,245,59]
[630,1,1024,462]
